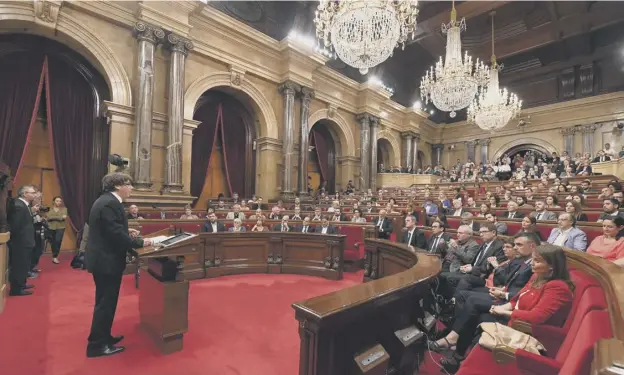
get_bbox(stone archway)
[376,130,401,166]
[308,109,356,157]
[0,4,132,106]
[492,137,558,160]
[184,72,278,140]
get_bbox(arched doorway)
[1,33,110,249]
[309,119,342,194]
[377,138,395,171]
[492,137,558,161]
[416,150,425,171]
[191,90,256,207]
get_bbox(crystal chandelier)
[468,12,522,131]
[314,0,419,75]
[420,0,489,118]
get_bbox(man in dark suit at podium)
[7,185,37,296]
[86,173,152,358]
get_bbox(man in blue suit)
[547,213,588,251]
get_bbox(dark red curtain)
[190,102,220,204]
[220,105,247,197]
[45,56,96,232]
[0,53,46,179]
[311,129,329,183]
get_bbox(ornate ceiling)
[210,1,624,124]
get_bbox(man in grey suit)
[485,213,508,235]
[531,200,557,221]
[547,213,588,251]
[437,225,480,300]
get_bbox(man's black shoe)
[86,345,125,358]
[9,290,33,296]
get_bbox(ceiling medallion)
[314,0,419,75]
[420,0,488,118]
[468,12,522,131]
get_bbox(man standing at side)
[86,173,152,358]
[7,185,37,296]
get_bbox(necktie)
[407,230,413,245]
[509,212,513,219]
[537,213,542,220]
[303,226,307,233]
[474,243,489,265]
[282,225,285,232]
[378,219,383,228]
[431,236,440,252]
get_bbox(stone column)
[580,124,597,155]
[297,87,314,196]
[479,138,491,164]
[432,144,444,166]
[465,140,476,163]
[133,22,164,190]
[356,114,371,191]
[162,33,193,194]
[369,116,381,191]
[560,126,576,156]
[278,80,300,197]
[401,132,414,170]
[412,134,420,171]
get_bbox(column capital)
[580,124,597,134]
[278,80,300,96]
[166,33,194,55]
[477,138,491,146]
[356,113,380,127]
[299,86,315,103]
[134,22,165,44]
[432,143,444,150]
[464,140,476,147]
[401,131,419,140]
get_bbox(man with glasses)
[402,215,426,249]
[7,185,38,296]
[436,225,480,302]
[547,213,587,251]
[427,220,451,254]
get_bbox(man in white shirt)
[502,201,524,219]
[226,204,245,220]
[298,217,313,233]
[547,213,587,251]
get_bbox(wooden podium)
[136,233,201,354]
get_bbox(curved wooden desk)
[292,239,441,375]
[135,232,346,354]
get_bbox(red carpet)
[0,254,361,375]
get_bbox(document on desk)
[149,235,172,244]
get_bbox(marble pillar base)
[161,183,185,194]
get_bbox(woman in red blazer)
[432,243,574,372]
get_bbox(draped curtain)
[311,129,329,184]
[45,56,97,232]
[190,102,221,204]
[0,53,46,179]
[220,102,247,196]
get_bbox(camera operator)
[30,192,48,276]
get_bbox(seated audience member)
[226,204,245,220]
[331,208,346,222]
[363,201,375,214]
[501,201,524,219]
[433,244,574,372]
[350,209,366,223]
[291,208,302,221]
[273,216,291,232]
[450,199,464,216]
[565,201,588,222]
[547,213,588,251]
[465,197,477,208]
[545,194,560,209]
[202,212,226,233]
[252,197,263,210]
[592,150,611,163]
[180,206,198,220]
[427,220,451,254]
[373,209,393,239]
[311,207,323,221]
[460,212,480,232]
[613,190,624,206]
[402,215,426,249]
[597,198,624,223]
[297,217,314,233]
[327,200,340,213]
[423,197,439,218]
[484,238,516,288]
[215,200,227,210]
[485,213,508,235]
[126,204,143,220]
[385,202,399,214]
[515,196,533,210]
[268,206,282,220]
[231,192,240,203]
[587,216,624,265]
[276,200,286,212]
[437,226,480,297]
[240,200,250,211]
[531,199,557,221]
[516,216,543,241]
[249,208,266,220]
[251,218,268,232]
[315,216,337,234]
[228,218,246,232]
[477,203,490,218]
[488,196,499,208]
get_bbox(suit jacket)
[427,232,451,255]
[468,221,481,232]
[445,238,480,273]
[86,193,144,275]
[402,228,427,249]
[470,239,506,277]
[500,211,525,219]
[532,211,557,221]
[226,212,246,220]
[373,217,393,238]
[331,214,347,222]
[493,256,533,299]
[202,221,226,233]
[273,224,292,232]
[494,222,508,235]
[315,225,337,235]
[297,225,315,233]
[509,277,573,326]
[547,227,588,251]
[592,156,611,163]
[7,198,36,250]
[228,226,247,232]
[575,213,588,222]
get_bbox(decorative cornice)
[166,33,194,55]
[33,0,61,29]
[560,126,577,136]
[134,22,165,44]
